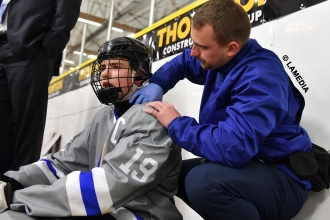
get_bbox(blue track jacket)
[150,39,312,188]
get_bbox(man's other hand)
[129,83,163,104]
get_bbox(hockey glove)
[129,83,163,104]
[0,174,24,212]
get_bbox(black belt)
[0,33,7,41]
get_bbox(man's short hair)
[192,0,251,47]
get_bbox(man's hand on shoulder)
[143,101,181,129]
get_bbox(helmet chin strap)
[118,70,150,103]
[119,70,139,102]
[121,84,138,102]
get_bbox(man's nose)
[190,44,199,57]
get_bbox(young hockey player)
[0,37,182,220]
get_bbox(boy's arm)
[4,124,92,188]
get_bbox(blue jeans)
[177,158,309,220]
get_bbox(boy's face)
[100,58,133,100]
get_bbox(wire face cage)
[90,37,152,105]
[90,56,136,105]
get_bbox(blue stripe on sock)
[79,172,102,216]
[40,159,59,179]
[133,213,144,220]
[97,152,102,167]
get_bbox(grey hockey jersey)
[4,104,183,220]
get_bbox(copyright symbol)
[282,55,289,61]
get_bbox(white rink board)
[43,1,330,219]
[43,86,104,152]
[273,1,330,219]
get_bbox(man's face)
[100,58,133,99]
[190,24,230,70]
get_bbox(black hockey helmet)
[91,37,152,105]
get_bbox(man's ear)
[227,41,240,58]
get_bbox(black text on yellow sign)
[156,0,265,48]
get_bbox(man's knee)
[185,163,222,203]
